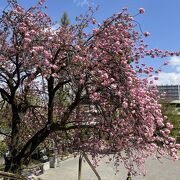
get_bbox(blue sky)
[1,0,180,84]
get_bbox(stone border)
[23,154,74,178]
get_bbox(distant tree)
[61,12,70,26]
[161,100,180,137]
[0,0,179,176]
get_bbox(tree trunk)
[4,157,22,174]
[11,102,21,156]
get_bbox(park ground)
[39,153,180,180]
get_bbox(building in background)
[157,85,180,141]
[157,85,180,101]
[157,85,180,114]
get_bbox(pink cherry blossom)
[139,8,145,14]
[122,101,128,108]
[91,18,96,24]
[144,32,150,37]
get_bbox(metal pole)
[78,154,83,180]
[83,153,101,180]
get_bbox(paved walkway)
[39,155,180,180]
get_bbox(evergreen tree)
[60,12,70,26]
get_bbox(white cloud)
[169,56,180,71]
[73,0,89,6]
[155,72,180,85]
[176,66,180,72]
[73,0,94,7]
[51,23,59,30]
[155,56,180,85]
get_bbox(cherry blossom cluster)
[0,1,179,175]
